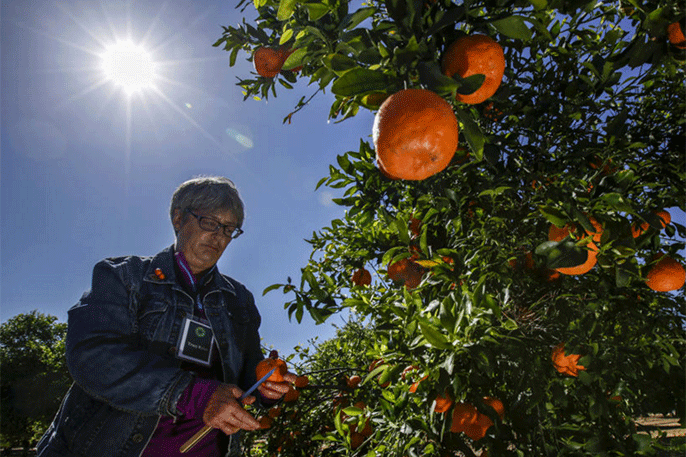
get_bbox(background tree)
[0,311,71,454]
[216,0,685,454]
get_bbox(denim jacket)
[37,245,264,457]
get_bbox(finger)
[228,409,261,431]
[282,371,298,384]
[226,385,245,399]
[258,382,290,400]
[241,395,256,405]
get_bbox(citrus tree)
[216,0,685,454]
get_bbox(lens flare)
[225,128,254,149]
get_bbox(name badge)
[176,316,215,367]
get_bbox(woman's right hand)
[202,384,261,435]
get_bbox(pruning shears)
[180,367,276,453]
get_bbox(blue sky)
[1,0,370,353]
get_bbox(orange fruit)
[377,159,401,180]
[346,375,362,389]
[258,416,274,429]
[547,220,601,275]
[482,397,505,420]
[387,257,424,289]
[268,406,282,418]
[632,210,671,237]
[464,413,493,441]
[402,365,428,392]
[351,268,372,286]
[295,375,310,388]
[373,88,459,181]
[409,217,422,238]
[283,385,300,402]
[350,431,366,449]
[554,241,598,276]
[667,22,686,49]
[655,210,672,227]
[441,34,506,105]
[253,47,284,78]
[548,218,602,243]
[450,403,479,433]
[645,254,686,292]
[434,393,453,413]
[256,350,288,382]
[551,343,586,377]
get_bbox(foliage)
[217,0,686,454]
[0,311,71,450]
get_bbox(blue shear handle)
[180,366,278,453]
[240,367,276,400]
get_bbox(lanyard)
[174,251,205,312]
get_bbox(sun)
[101,41,157,94]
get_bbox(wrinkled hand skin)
[203,371,298,435]
[258,371,297,401]
[203,384,259,435]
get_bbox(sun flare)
[101,41,157,94]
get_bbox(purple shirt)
[141,378,222,457]
[142,251,223,457]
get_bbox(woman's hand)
[202,384,260,435]
[257,371,297,401]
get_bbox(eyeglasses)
[187,210,244,239]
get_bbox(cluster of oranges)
[544,210,685,292]
[255,350,309,429]
[373,34,505,181]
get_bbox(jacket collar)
[142,245,236,296]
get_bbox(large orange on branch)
[373,88,458,180]
[667,22,686,49]
[645,254,686,292]
[253,47,284,78]
[256,349,288,382]
[441,34,506,105]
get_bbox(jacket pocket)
[136,294,171,342]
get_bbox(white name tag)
[176,316,215,367]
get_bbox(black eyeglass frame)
[186,209,244,239]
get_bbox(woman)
[37,176,294,457]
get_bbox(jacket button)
[132,433,144,443]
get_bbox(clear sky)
[1,0,372,353]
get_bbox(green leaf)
[323,53,359,76]
[342,7,376,31]
[539,206,567,227]
[277,0,298,21]
[535,239,590,269]
[280,28,294,45]
[418,320,451,349]
[491,16,533,41]
[283,48,307,70]
[263,283,282,295]
[527,0,547,10]
[331,68,390,96]
[307,3,330,21]
[342,406,364,416]
[418,61,459,96]
[455,107,485,160]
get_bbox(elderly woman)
[37,176,294,457]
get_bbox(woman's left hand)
[257,371,297,401]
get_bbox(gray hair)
[170,176,245,231]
